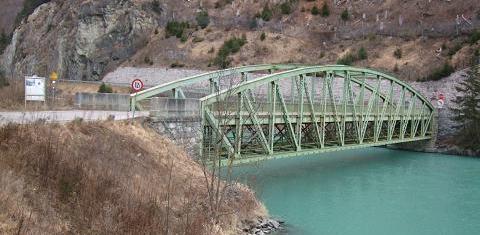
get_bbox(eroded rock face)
[1,0,161,80]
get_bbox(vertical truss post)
[209,78,219,94]
[311,75,316,101]
[235,92,244,157]
[268,82,277,153]
[296,75,305,150]
[326,72,345,146]
[341,72,349,146]
[200,101,206,159]
[411,103,425,138]
[360,76,381,143]
[400,93,416,139]
[375,80,394,141]
[388,87,405,141]
[277,86,299,150]
[372,75,381,143]
[358,75,366,143]
[421,111,434,137]
[321,73,327,148]
[291,77,296,103]
[347,79,361,143]
[304,77,323,148]
[172,88,186,99]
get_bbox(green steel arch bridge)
[130,64,437,165]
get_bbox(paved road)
[0,110,149,125]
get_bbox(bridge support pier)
[148,117,202,157]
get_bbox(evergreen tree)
[320,3,330,17]
[311,6,319,15]
[98,83,113,93]
[196,10,210,29]
[358,47,367,60]
[341,9,350,21]
[451,66,480,150]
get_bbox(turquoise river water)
[233,148,480,235]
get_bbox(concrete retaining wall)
[149,97,201,119]
[75,92,130,111]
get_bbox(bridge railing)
[129,64,306,111]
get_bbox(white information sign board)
[25,76,46,101]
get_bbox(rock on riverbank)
[241,217,285,235]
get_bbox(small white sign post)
[25,75,46,108]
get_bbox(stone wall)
[147,97,203,157]
[148,117,202,158]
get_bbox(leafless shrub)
[0,121,263,234]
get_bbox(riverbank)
[0,121,271,234]
[409,69,480,158]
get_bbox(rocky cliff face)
[0,0,24,34]
[1,0,478,81]
[1,0,176,80]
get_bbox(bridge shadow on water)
[231,147,419,181]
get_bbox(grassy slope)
[0,121,265,234]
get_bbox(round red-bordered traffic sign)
[131,79,144,92]
[438,93,445,101]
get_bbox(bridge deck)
[208,136,431,166]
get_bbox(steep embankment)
[1,0,479,81]
[0,121,266,234]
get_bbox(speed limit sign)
[131,79,144,92]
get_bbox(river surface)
[233,148,480,235]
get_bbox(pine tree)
[451,66,480,150]
[320,3,329,17]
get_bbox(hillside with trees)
[0,0,478,82]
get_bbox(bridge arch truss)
[129,64,304,111]
[200,65,436,164]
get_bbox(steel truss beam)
[198,65,435,164]
[130,64,304,111]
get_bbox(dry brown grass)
[0,79,130,111]
[56,82,130,96]
[0,79,24,110]
[0,121,264,234]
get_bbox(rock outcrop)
[1,0,174,80]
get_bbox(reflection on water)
[233,148,480,235]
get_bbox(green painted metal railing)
[129,64,305,111]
